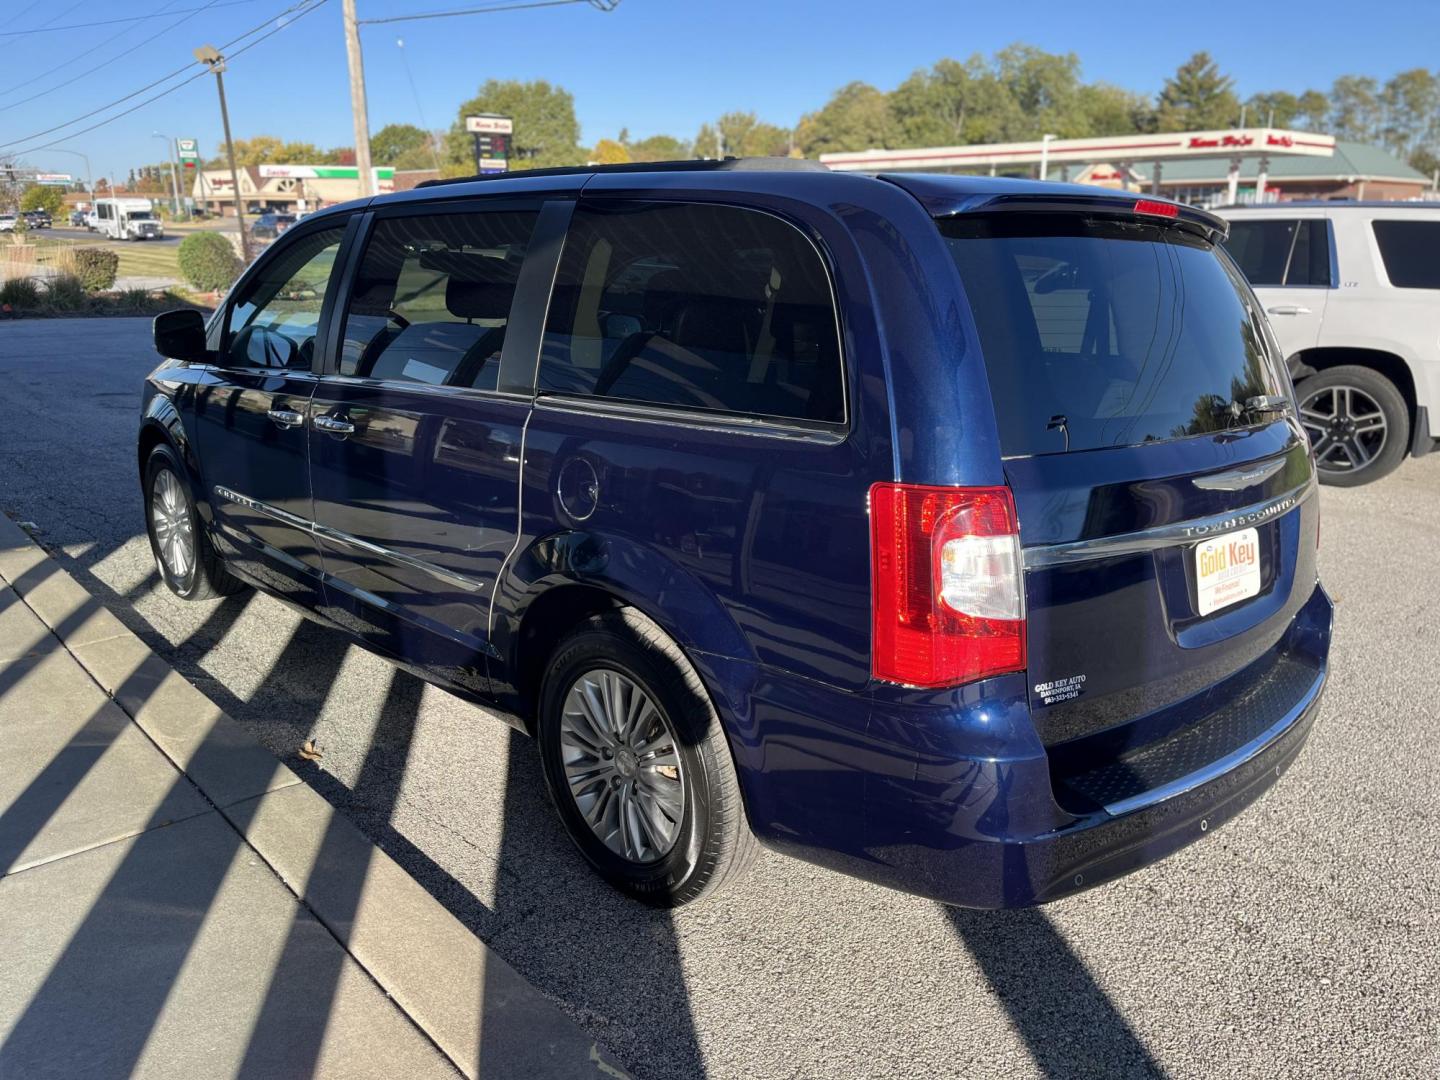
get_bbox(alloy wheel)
[1299,384,1388,475]
[150,469,195,580]
[558,668,685,864]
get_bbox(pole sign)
[176,138,199,160]
[466,114,512,173]
[35,172,73,186]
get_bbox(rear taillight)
[869,483,1026,688]
[1133,198,1179,218]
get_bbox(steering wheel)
[387,308,411,329]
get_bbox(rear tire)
[144,445,246,601]
[1297,365,1409,487]
[536,609,759,907]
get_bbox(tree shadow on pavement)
[944,904,1168,1079]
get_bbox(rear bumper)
[701,582,1332,909]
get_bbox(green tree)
[709,111,790,157]
[890,56,1024,146]
[1156,52,1240,131]
[20,184,64,215]
[1244,90,1302,127]
[794,81,894,156]
[626,133,688,161]
[206,136,326,167]
[693,123,720,159]
[1380,69,1440,166]
[370,123,436,169]
[442,79,582,175]
[995,44,1090,138]
[1328,74,1382,141]
[1079,82,1155,135]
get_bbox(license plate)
[1194,527,1261,616]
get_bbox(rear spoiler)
[880,177,1227,243]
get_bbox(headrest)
[446,277,513,320]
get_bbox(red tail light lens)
[870,483,1026,688]
[1133,198,1179,218]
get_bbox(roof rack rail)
[415,155,829,189]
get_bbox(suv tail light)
[870,484,1026,688]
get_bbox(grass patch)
[19,235,181,282]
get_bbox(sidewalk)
[0,515,630,1079]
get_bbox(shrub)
[178,231,243,293]
[67,247,120,292]
[44,273,88,311]
[0,275,41,309]
[116,287,155,310]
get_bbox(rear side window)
[1223,219,1331,287]
[941,214,1285,457]
[338,209,538,390]
[1373,220,1440,289]
[538,202,844,424]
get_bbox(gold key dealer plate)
[1194,527,1261,616]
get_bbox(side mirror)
[153,309,210,362]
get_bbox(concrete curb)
[0,514,632,1080]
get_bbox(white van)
[93,198,164,241]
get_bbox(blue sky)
[3,0,1440,181]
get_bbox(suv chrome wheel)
[150,468,195,579]
[558,668,685,864]
[1300,384,1388,475]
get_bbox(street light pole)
[194,45,251,261]
[343,0,375,197]
[1039,133,1057,182]
[46,147,93,202]
[153,132,181,217]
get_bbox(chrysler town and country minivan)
[140,161,1332,908]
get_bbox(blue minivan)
[140,160,1331,908]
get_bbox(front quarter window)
[224,226,345,369]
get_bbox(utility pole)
[343,0,375,197]
[154,132,181,217]
[195,45,251,261]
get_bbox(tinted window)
[941,214,1285,457]
[338,209,538,390]
[1285,220,1333,287]
[1373,220,1440,289]
[225,226,344,369]
[539,202,843,424]
[1223,219,1298,286]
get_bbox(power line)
[0,0,329,157]
[0,1,231,114]
[0,1,189,98]
[358,0,618,26]
[0,1,259,37]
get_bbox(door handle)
[267,408,304,429]
[1266,305,1312,316]
[313,415,355,436]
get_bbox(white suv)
[1218,203,1440,486]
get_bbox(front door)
[307,203,550,693]
[193,222,349,603]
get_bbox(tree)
[890,56,1025,146]
[995,44,1090,138]
[693,123,720,159]
[1156,52,1240,131]
[20,185,63,215]
[370,123,436,169]
[591,138,631,164]
[626,133,688,161]
[322,146,357,166]
[442,79,582,175]
[1079,82,1155,136]
[794,81,894,156]
[206,136,327,167]
[1328,75,1382,141]
[1380,69,1440,166]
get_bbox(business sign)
[465,114,513,135]
[176,138,199,160]
[35,172,72,186]
[466,115,512,174]
[257,164,396,180]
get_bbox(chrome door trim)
[213,485,486,593]
[1021,479,1315,570]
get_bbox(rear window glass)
[941,214,1285,457]
[1372,220,1440,289]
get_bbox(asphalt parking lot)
[1,317,1436,1079]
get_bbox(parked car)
[22,209,50,229]
[1218,202,1440,486]
[0,214,15,233]
[249,212,296,240]
[140,163,1331,908]
[70,210,87,227]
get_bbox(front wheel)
[536,610,758,907]
[1297,366,1409,487]
[144,446,247,600]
